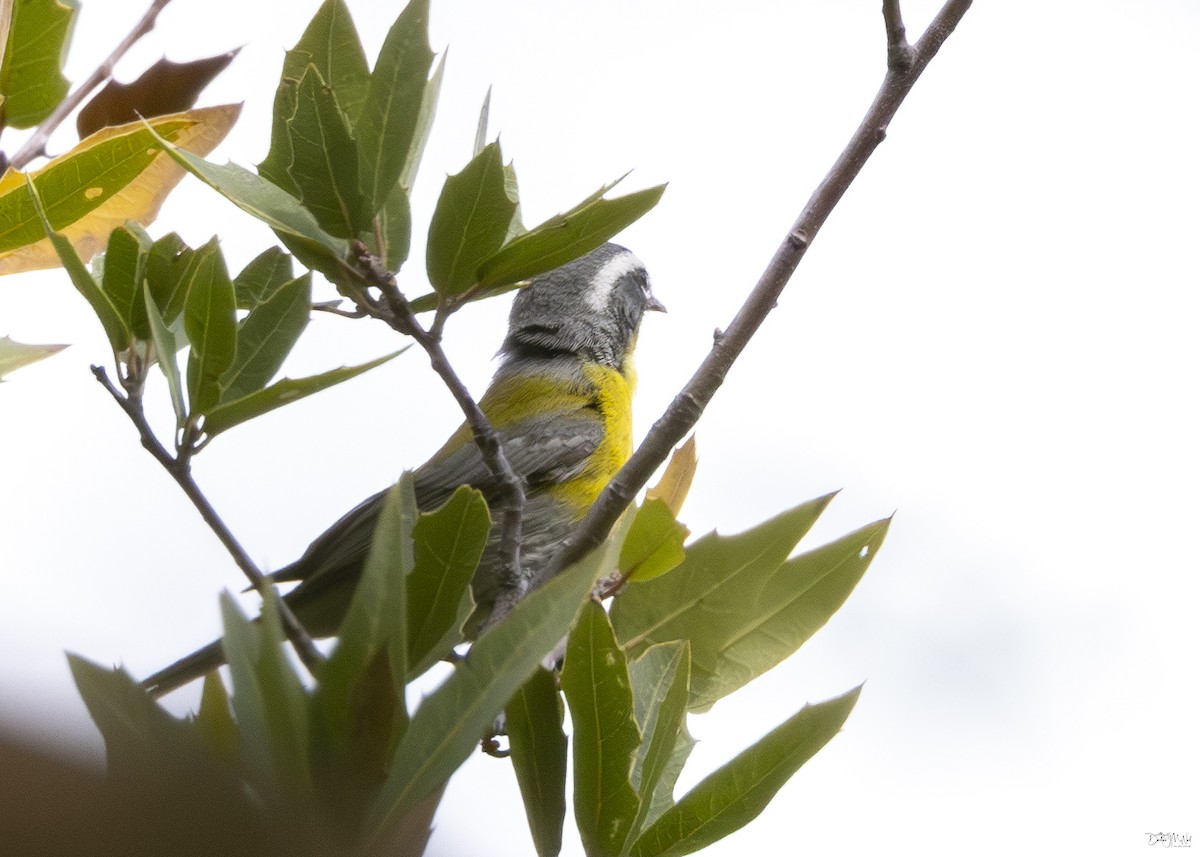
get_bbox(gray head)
[500,243,665,370]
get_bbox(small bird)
[142,243,664,697]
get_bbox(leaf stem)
[90,363,325,675]
[512,0,975,608]
[10,0,177,169]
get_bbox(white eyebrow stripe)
[585,251,645,311]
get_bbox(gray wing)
[272,413,603,608]
[413,412,603,509]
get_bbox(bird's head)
[501,243,665,370]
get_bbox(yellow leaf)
[645,435,697,517]
[0,103,240,275]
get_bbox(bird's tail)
[141,639,226,699]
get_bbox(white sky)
[2,1,1198,854]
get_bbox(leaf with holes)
[0,106,240,274]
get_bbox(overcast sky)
[2,1,1197,854]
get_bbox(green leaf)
[562,600,642,857]
[219,273,311,403]
[473,86,491,157]
[476,184,666,290]
[0,335,66,381]
[611,495,836,712]
[628,642,691,841]
[356,0,433,215]
[219,590,312,801]
[142,122,350,277]
[194,671,239,763]
[259,77,301,196]
[184,239,237,415]
[27,178,132,352]
[0,114,201,256]
[406,486,490,678]
[144,281,187,427]
[398,52,443,193]
[425,142,516,297]
[405,276,522,315]
[503,159,525,242]
[199,349,403,437]
[233,247,294,311]
[101,225,151,341]
[0,0,76,128]
[144,232,193,324]
[630,687,861,857]
[260,0,369,194]
[76,50,239,137]
[286,66,366,238]
[620,499,688,583]
[705,517,888,702]
[642,723,695,834]
[506,668,568,857]
[365,542,608,843]
[283,0,370,126]
[375,181,411,273]
[66,654,188,778]
[311,477,416,798]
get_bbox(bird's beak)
[647,292,667,313]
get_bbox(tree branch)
[883,0,914,70]
[346,244,527,596]
[513,0,974,606]
[10,0,176,169]
[91,364,325,675]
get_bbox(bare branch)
[10,0,176,169]
[91,364,325,675]
[511,0,975,606]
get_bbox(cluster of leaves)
[1,0,244,373]
[146,0,663,317]
[74,441,886,856]
[34,202,402,443]
[5,0,891,855]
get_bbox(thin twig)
[10,0,176,169]
[508,0,974,610]
[883,0,914,70]
[347,244,527,595]
[91,364,325,674]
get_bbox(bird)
[142,243,664,698]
